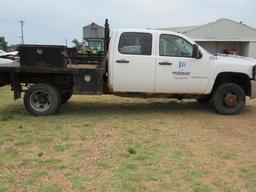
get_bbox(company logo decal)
[173,61,190,79]
[178,61,187,69]
[173,71,190,76]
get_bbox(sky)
[0,0,255,46]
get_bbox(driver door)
[155,33,210,94]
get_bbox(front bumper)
[251,80,256,99]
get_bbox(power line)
[18,20,25,44]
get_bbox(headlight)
[254,65,256,80]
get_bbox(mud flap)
[10,72,21,100]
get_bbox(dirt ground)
[0,86,256,192]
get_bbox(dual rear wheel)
[24,83,72,116]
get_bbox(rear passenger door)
[112,31,156,92]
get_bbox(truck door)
[112,31,155,92]
[155,33,210,94]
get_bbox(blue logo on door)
[178,61,187,69]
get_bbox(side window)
[118,32,152,55]
[160,34,193,57]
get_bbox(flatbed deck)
[0,62,101,73]
[0,61,104,96]
[0,62,20,68]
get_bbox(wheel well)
[212,72,251,96]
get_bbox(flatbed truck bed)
[0,20,110,106]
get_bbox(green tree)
[72,39,85,53]
[8,44,19,51]
[0,37,8,51]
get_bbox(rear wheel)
[24,83,61,116]
[212,83,246,115]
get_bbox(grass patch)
[69,176,86,191]
[32,184,60,192]
[0,186,8,192]
[71,149,87,160]
[240,164,256,192]
[44,158,66,170]
[68,162,81,170]
[0,149,18,165]
[24,171,48,185]
[15,137,33,147]
[36,137,54,144]
[213,179,240,192]
[0,133,15,145]
[185,170,204,182]
[192,181,213,192]
[97,160,112,169]
[0,173,16,191]
[127,147,137,155]
[0,114,13,121]
[210,150,236,160]
[0,86,256,191]
[53,144,73,152]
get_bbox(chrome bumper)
[251,80,256,99]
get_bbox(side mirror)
[192,44,202,59]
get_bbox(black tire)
[24,83,61,116]
[61,91,73,104]
[212,83,246,115]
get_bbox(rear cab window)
[118,32,152,55]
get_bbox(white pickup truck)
[0,20,256,116]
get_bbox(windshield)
[88,41,103,50]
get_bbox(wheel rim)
[30,90,52,112]
[222,92,238,108]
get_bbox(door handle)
[116,60,130,64]
[159,62,172,66]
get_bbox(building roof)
[160,25,201,33]
[159,18,256,42]
[83,22,104,30]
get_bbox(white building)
[160,18,256,58]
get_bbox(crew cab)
[0,20,256,116]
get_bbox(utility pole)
[65,38,68,47]
[18,20,25,44]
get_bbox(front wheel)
[212,83,246,115]
[24,83,61,116]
